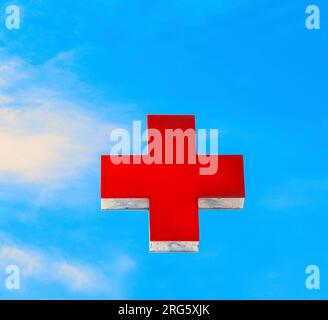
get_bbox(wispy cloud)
[0,49,137,298]
[0,105,112,184]
[0,50,116,186]
[0,59,25,87]
[0,233,136,296]
[0,245,41,276]
[0,93,13,104]
[55,262,96,291]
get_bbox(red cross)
[101,115,245,252]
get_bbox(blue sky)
[0,0,327,299]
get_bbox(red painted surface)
[101,115,245,242]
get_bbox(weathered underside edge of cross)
[100,198,244,253]
[100,198,244,210]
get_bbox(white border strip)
[150,241,199,253]
[198,197,244,209]
[101,198,149,210]
[101,198,244,210]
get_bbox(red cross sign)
[101,115,245,252]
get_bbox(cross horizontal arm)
[196,155,245,209]
[101,155,153,200]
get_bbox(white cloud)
[111,254,136,273]
[0,238,135,294]
[55,262,94,291]
[0,51,137,297]
[0,106,112,184]
[0,245,41,275]
[0,93,13,104]
[0,58,27,87]
[0,51,116,186]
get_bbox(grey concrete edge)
[149,241,199,253]
[101,198,244,210]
